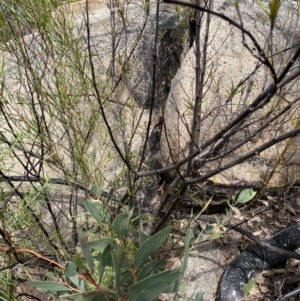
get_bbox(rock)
[160,0,300,186]
[162,241,225,301]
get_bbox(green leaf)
[73,253,85,271]
[100,243,114,268]
[90,184,103,198]
[256,0,269,15]
[90,293,118,301]
[46,272,54,279]
[181,228,194,276]
[111,244,125,293]
[83,199,104,222]
[163,280,186,293]
[113,244,125,266]
[242,277,256,297]
[195,292,205,301]
[69,276,85,292]
[234,188,257,205]
[26,281,70,292]
[128,269,180,301]
[139,230,149,246]
[98,244,113,283]
[90,290,118,301]
[119,270,134,287]
[205,231,225,241]
[113,212,130,239]
[134,226,172,269]
[88,238,116,251]
[137,260,166,281]
[59,290,118,301]
[269,0,281,28]
[172,227,194,294]
[78,230,94,274]
[188,251,199,256]
[64,261,77,277]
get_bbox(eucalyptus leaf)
[205,231,225,241]
[235,188,257,206]
[163,280,186,293]
[119,270,134,287]
[59,290,118,301]
[172,227,194,294]
[69,276,85,292]
[90,184,103,198]
[26,281,70,292]
[128,269,180,301]
[242,277,256,297]
[134,226,172,269]
[139,230,149,246]
[78,230,94,274]
[181,228,194,276]
[98,246,111,283]
[73,253,85,271]
[88,238,116,251]
[137,260,166,281]
[111,244,124,293]
[64,261,77,277]
[83,199,104,222]
[195,291,205,301]
[113,212,130,239]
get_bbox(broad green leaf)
[64,261,77,277]
[113,212,130,239]
[59,290,118,301]
[137,260,166,281]
[83,199,104,222]
[46,272,54,279]
[78,230,94,274]
[195,292,205,301]
[106,188,115,203]
[163,280,186,293]
[128,208,134,219]
[134,226,172,269]
[172,227,194,294]
[128,269,180,301]
[113,244,125,266]
[73,253,85,270]
[205,231,225,241]
[90,290,118,301]
[26,281,70,292]
[90,184,103,198]
[69,276,85,292]
[242,277,256,297]
[111,244,124,293]
[98,245,113,283]
[88,238,116,251]
[119,270,134,287]
[235,188,257,205]
[181,228,194,276]
[100,244,113,268]
[139,230,149,246]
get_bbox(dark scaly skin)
[218,222,300,301]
